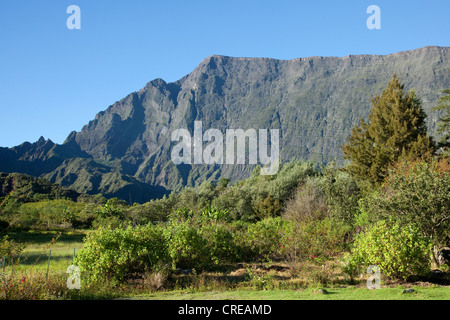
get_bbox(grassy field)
[132,286,450,300]
[3,230,87,272]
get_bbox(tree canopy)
[342,74,434,185]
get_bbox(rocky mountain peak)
[1,46,449,203]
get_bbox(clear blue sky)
[0,0,449,147]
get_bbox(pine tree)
[342,74,434,185]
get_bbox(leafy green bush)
[91,215,124,229]
[243,217,292,260]
[266,161,317,202]
[166,222,210,270]
[74,224,169,283]
[279,217,350,264]
[0,235,25,261]
[201,206,230,223]
[299,217,350,258]
[364,159,450,249]
[202,224,241,264]
[212,186,255,221]
[318,163,361,224]
[7,200,97,230]
[123,202,170,226]
[212,161,318,222]
[348,219,432,280]
[91,198,129,229]
[255,195,281,219]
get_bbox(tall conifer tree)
[342,74,433,185]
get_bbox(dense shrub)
[348,219,432,280]
[265,161,317,201]
[243,217,292,260]
[196,181,219,207]
[279,217,350,263]
[318,163,361,224]
[166,222,210,270]
[74,224,169,282]
[137,194,178,222]
[212,187,255,221]
[0,235,25,261]
[364,159,450,249]
[202,224,241,264]
[7,200,97,230]
[212,161,318,222]
[298,217,350,258]
[255,195,281,219]
[172,187,201,212]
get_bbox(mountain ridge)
[1,46,449,203]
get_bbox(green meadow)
[4,230,87,273]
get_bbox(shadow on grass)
[408,270,450,285]
[5,230,87,245]
[16,252,75,267]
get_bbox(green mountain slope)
[0,46,449,202]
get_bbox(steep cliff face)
[1,46,449,202]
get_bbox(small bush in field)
[166,222,210,270]
[279,217,350,263]
[0,236,25,260]
[244,217,291,260]
[298,217,350,258]
[348,219,432,280]
[202,224,240,264]
[246,267,275,290]
[318,163,361,224]
[74,224,169,283]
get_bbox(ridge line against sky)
[0,0,449,147]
